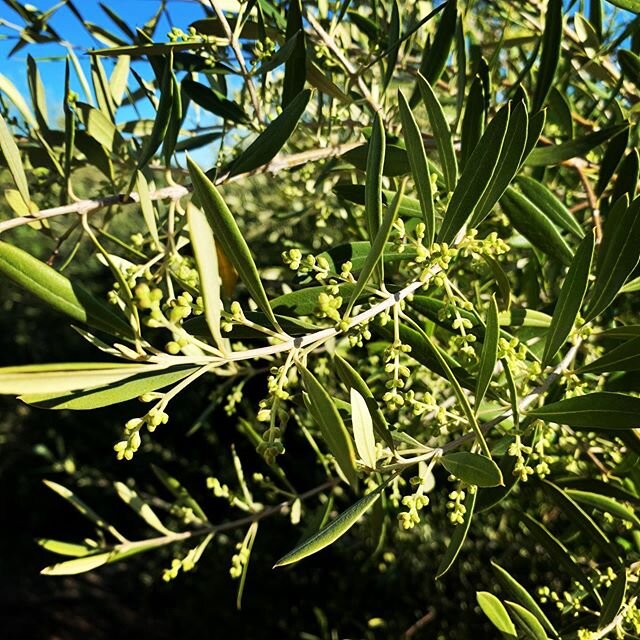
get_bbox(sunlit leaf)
[441,452,503,488]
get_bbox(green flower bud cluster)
[346,319,372,348]
[403,389,437,417]
[382,341,412,411]
[253,37,276,61]
[224,383,244,416]
[508,435,539,481]
[316,291,343,323]
[171,255,199,289]
[162,546,201,582]
[230,541,250,579]
[256,427,285,465]
[113,408,169,460]
[446,489,467,525]
[458,230,509,260]
[397,493,430,530]
[206,476,231,499]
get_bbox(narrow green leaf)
[477,592,517,639]
[342,143,411,176]
[0,362,151,395]
[382,1,400,93]
[611,149,638,203]
[109,56,131,107]
[333,184,423,218]
[151,464,208,522]
[135,171,160,246]
[517,176,584,238]
[500,187,574,266]
[75,101,122,152]
[298,365,358,489]
[521,513,601,603]
[187,156,281,332]
[476,295,500,410]
[491,561,559,637]
[417,73,458,193]
[228,89,311,178]
[439,104,510,243]
[597,127,630,196]
[505,601,549,640]
[274,480,388,567]
[441,452,503,487]
[0,73,38,129]
[417,0,457,85]
[282,0,306,107]
[20,365,200,410]
[37,539,95,558]
[527,124,629,166]
[398,90,435,244]
[0,113,30,205]
[605,0,640,12]
[365,111,385,242]
[498,308,552,328]
[114,482,173,535]
[186,203,226,352]
[619,49,640,88]
[469,101,529,229]
[41,552,111,575]
[585,196,640,322]
[252,31,301,76]
[599,571,627,629]
[182,78,248,124]
[27,55,49,129]
[162,72,183,165]
[579,336,640,374]
[346,183,405,314]
[528,392,640,429]
[461,76,485,168]
[436,489,476,579]
[334,354,394,450]
[542,230,595,365]
[0,241,134,339]
[271,283,356,316]
[540,480,620,563]
[532,0,563,112]
[350,388,377,469]
[565,489,640,526]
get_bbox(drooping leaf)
[187,156,281,332]
[417,73,458,193]
[436,489,476,579]
[491,561,559,637]
[476,592,517,639]
[542,230,595,365]
[186,203,226,351]
[441,452,503,487]
[475,295,500,410]
[528,392,640,429]
[298,365,358,489]
[398,90,435,244]
[228,89,311,177]
[585,196,640,322]
[0,241,134,339]
[350,388,377,469]
[274,480,389,567]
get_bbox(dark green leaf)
[597,127,630,196]
[439,104,510,243]
[417,73,458,192]
[436,489,476,579]
[182,78,248,124]
[585,196,640,322]
[528,392,640,429]
[274,480,388,567]
[565,489,640,526]
[619,49,640,88]
[333,184,422,218]
[605,0,640,12]
[314,241,416,276]
[526,124,629,166]
[282,0,306,107]
[441,452,503,487]
[611,149,638,203]
[229,89,311,177]
[398,91,435,244]
[476,295,499,409]
[0,241,133,339]
[500,187,573,266]
[252,32,301,76]
[542,230,595,365]
[517,176,585,238]
[382,1,400,93]
[342,144,411,176]
[540,480,620,563]
[532,0,563,112]
[460,76,485,168]
[298,365,358,489]
[187,156,281,332]
[418,0,457,85]
[365,111,385,243]
[579,336,640,374]
[599,571,627,629]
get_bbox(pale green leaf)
[350,388,377,469]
